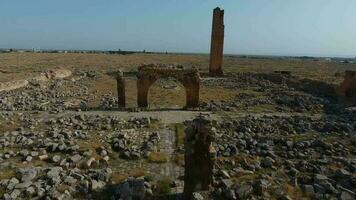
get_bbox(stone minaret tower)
[209,7,225,76]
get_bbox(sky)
[0,0,356,57]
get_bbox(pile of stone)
[213,115,355,157]
[111,131,160,160]
[207,115,356,200]
[48,114,155,131]
[0,166,113,199]
[200,72,341,114]
[111,177,152,200]
[0,77,91,112]
[100,93,118,110]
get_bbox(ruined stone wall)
[137,64,200,108]
[209,7,225,76]
[337,70,356,106]
[184,116,216,199]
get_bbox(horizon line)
[1,47,355,59]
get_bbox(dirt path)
[158,128,181,179]
[0,110,220,124]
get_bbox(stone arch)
[137,64,200,108]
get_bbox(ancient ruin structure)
[209,7,225,76]
[136,64,200,108]
[337,70,356,106]
[184,115,216,200]
[115,70,126,108]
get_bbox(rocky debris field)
[0,70,355,200]
[0,112,183,199]
[209,115,355,199]
[0,70,346,114]
[201,73,343,115]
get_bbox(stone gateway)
[136,64,201,108]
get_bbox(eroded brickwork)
[184,115,216,200]
[115,70,126,108]
[209,7,225,76]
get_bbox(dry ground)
[1,52,354,109]
[1,52,355,83]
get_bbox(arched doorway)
[137,64,200,108]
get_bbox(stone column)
[183,76,200,108]
[209,7,225,76]
[185,83,200,108]
[116,71,126,108]
[137,78,151,108]
[184,116,216,200]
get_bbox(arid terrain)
[0,52,355,200]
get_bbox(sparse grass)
[144,174,155,182]
[147,122,160,130]
[232,174,258,183]
[13,159,48,168]
[245,104,277,113]
[155,177,172,195]
[148,79,185,108]
[148,152,168,163]
[283,184,309,200]
[0,167,15,180]
[111,173,127,184]
[174,123,185,148]
[288,132,317,142]
[77,135,105,159]
[172,153,184,166]
[111,168,147,184]
[201,87,237,102]
[238,89,265,97]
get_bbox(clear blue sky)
[1,0,356,57]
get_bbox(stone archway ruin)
[137,64,201,108]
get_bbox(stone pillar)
[209,7,224,76]
[116,71,126,108]
[137,78,151,108]
[184,76,200,108]
[185,83,200,108]
[184,116,216,200]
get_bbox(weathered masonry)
[137,64,201,108]
[115,70,126,108]
[209,7,225,76]
[337,70,356,106]
[184,115,216,199]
